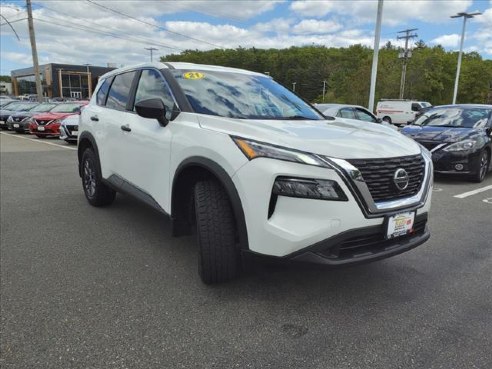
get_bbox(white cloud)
[430,34,461,48]
[290,0,474,26]
[292,19,342,34]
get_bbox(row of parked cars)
[315,100,492,183]
[0,99,84,143]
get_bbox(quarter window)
[106,71,137,111]
[96,77,112,106]
[134,69,175,120]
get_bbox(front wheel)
[470,150,490,183]
[81,148,116,206]
[194,180,240,284]
[382,116,392,124]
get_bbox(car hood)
[401,125,480,143]
[9,111,35,120]
[32,112,76,121]
[197,115,421,159]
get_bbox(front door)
[116,69,177,211]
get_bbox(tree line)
[161,42,492,107]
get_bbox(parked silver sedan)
[316,103,398,130]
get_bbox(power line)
[34,14,182,52]
[0,17,27,27]
[85,0,224,49]
[38,4,174,52]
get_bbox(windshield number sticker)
[183,72,204,80]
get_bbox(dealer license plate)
[13,123,20,128]
[37,126,45,131]
[386,212,415,239]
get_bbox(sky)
[0,0,491,75]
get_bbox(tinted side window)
[356,108,376,122]
[134,69,175,120]
[96,77,112,106]
[338,108,356,119]
[106,71,137,111]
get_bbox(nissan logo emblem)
[393,168,409,191]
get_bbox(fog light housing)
[455,164,464,171]
[272,177,348,201]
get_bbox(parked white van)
[376,100,432,126]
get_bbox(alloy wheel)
[83,159,96,197]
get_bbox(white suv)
[78,62,433,284]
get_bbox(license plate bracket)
[385,211,415,239]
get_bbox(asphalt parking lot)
[1,131,491,369]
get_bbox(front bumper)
[289,213,429,266]
[232,157,432,260]
[432,149,481,175]
[8,120,30,131]
[59,124,78,141]
[29,124,60,136]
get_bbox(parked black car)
[0,102,39,130]
[7,103,57,133]
[401,104,492,182]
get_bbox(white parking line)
[453,185,492,199]
[0,132,77,151]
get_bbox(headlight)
[232,136,329,167]
[443,139,477,152]
[273,177,348,201]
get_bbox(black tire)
[35,135,46,139]
[382,116,392,124]
[194,180,240,284]
[470,150,490,183]
[81,148,116,207]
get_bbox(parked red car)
[29,102,87,138]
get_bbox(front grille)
[347,154,425,202]
[35,119,52,126]
[318,218,427,260]
[417,141,441,151]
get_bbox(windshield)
[170,69,323,120]
[30,103,57,112]
[11,103,37,111]
[413,107,492,128]
[50,103,82,113]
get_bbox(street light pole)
[322,80,327,102]
[451,12,481,104]
[292,82,296,92]
[368,0,384,113]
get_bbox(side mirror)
[135,98,168,127]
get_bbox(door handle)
[120,124,131,132]
[90,116,99,122]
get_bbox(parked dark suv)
[401,104,492,182]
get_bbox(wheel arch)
[171,157,249,251]
[78,132,100,177]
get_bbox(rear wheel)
[470,150,490,183]
[194,180,240,284]
[382,116,392,124]
[81,148,116,206]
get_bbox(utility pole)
[145,47,158,62]
[322,80,327,102]
[368,0,384,113]
[451,12,481,104]
[26,0,43,102]
[397,28,418,99]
